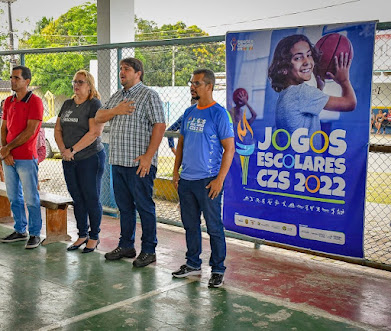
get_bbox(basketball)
[315,33,354,79]
[233,88,248,106]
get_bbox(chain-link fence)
[365,28,391,267]
[1,26,391,269]
[0,36,225,216]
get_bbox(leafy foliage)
[14,3,224,94]
[19,2,97,96]
[0,8,11,79]
[135,18,224,86]
[26,52,92,95]
[0,7,36,80]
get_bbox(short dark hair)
[120,58,144,81]
[13,65,32,81]
[268,34,320,92]
[193,68,215,90]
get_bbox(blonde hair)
[72,69,101,100]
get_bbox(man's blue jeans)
[178,177,226,274]
[62,150,105,240]
[112,165,157,253]
[3,159,42,236]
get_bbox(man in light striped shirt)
[96,58,166,267]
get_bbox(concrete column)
[96,0,135,103]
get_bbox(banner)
[224,22,376,258]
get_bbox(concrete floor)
[0,208,391,330]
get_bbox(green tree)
[0,8,45,80]
[0,8,11,79]
[34,16,53,33]
[20,2,97,96]
[18,3,225,93]
[135,19,225,86]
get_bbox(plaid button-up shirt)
[102,82,165,167]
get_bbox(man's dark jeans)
[112,165,157,254]
[178,177,226,274]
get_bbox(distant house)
[0,80,11,102]
[0,79,42,99]
[0,81,53,118]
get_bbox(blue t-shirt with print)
[275,83,329,149]
[180,102,234,180]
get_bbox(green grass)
[46,154,391,205]
[157,161,391,204]
[366,172,391,204]
[157,156,176,178]
[153,166,391,205]
[46,155,176,176]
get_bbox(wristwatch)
[70,147,76,154]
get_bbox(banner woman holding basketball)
[229,87,257,127]
[268,34,356,150]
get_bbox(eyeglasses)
[187,80,205,88]
[72,80,87,85]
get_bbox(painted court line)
[37,279,195,331]
[224,285,377,330]
[0,223,386,330]
[52,245,382,330]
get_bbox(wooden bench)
[0,181,73,245]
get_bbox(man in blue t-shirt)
[172,69,235,288]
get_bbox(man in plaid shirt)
[96,58,166,267]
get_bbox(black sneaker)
[25,236,41,249]
[208,273,224,288]
[133,252,156,267]
[0,231,28,243]
[172,264,202,278]
[104,247,136,260]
